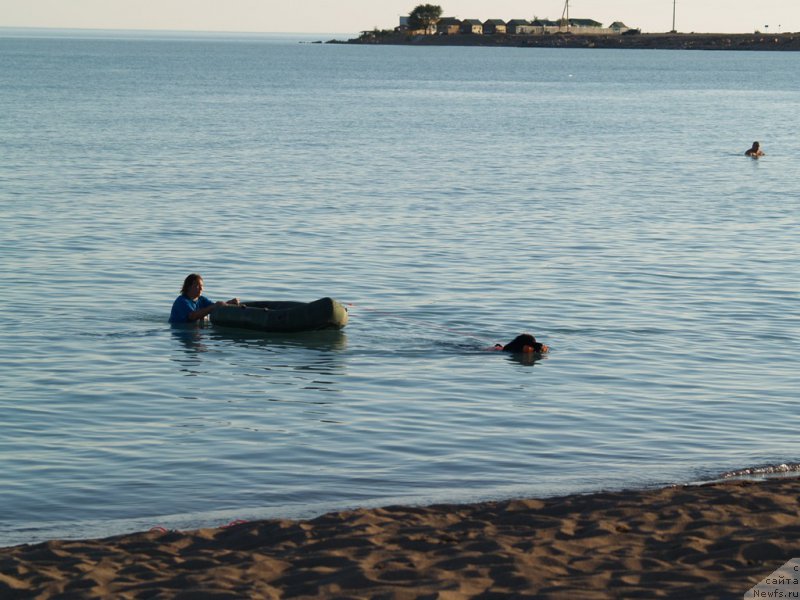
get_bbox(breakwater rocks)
[342,32,800,51]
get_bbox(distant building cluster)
[397,16,632,36]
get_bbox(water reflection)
[505,353,548,367]
[168,324,209,378]
[170,323,210,354]
[169,322,348,382]
[206,326,348,354]
[212,327,348,393]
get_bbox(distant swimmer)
[745,141,764,157]
[169,273,242,324]
[491,333,549,354]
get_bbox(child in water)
[492,333,549,354]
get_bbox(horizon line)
[0,25,356,37]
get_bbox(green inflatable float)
[210,297,348,332]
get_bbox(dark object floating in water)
[211,297,348,332]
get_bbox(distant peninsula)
[337,31,800,51]
[331,4,799,52]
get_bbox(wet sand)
[2,477,798,599]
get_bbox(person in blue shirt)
[169,273,241,324]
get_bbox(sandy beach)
[2,477,799,599]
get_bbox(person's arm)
[188,302,223,321]
[187,297,242,321]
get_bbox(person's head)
[181,273,204,299]
[503,333,544,353]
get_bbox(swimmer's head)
[503,334,545,353]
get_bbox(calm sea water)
[1,28,799,547]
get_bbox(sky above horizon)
[1,0,798,36]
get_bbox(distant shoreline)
[336,32,800,51]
